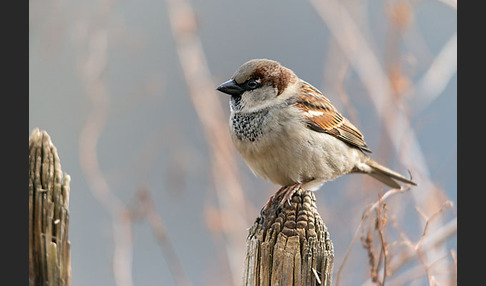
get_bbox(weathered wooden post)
[243,188,334,285]
[29,129,72,286]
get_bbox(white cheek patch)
[306,110,324,117]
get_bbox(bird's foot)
[261,185,289,215]
[260,194,275,215]
[278,183,302,208]
[260,183,303,215]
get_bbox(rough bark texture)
[243,188,334,286]
[29,129,71,286]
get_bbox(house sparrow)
[216,59,417,209]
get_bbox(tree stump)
[29,129,71,286]
[243,188,334,286]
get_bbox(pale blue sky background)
[30,0,456,285]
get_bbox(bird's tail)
[365,159,417,189]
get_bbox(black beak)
[216,79,244,96]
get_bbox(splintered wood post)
[243,188,334,286]
[29,129,72,286]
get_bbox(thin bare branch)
[336,188,407,286]
[376,199,388,285]
[414,201,454,285]
[363,209,457,285]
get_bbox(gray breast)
[230,110,268,142]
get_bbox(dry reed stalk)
[163,0,252,284]
[75,3,193,285]
[309,0,455,284]
[75,4,135,285]
[135,188,192,286]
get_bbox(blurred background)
[29,0,457,285]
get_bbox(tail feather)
[365,160,417,189]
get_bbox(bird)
[216,59,417,210]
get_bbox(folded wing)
[295,81,372,153]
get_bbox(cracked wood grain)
[29,129,71,286]
[243,188,334,286]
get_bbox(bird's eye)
[246,79,260,90]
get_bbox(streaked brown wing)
[295,81,372,153]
